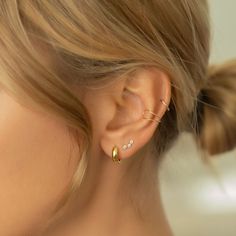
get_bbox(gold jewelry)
[160,98,170,111]
[111,99,169,163]
[112,145,121,163]
[143,109,162,123]
[143,99,169,122]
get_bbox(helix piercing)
[142,109,162,123]
[142,98,169,123]
[160,98,170,111]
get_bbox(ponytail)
[195,59,236,156]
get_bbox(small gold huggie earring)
[112,145,121,164]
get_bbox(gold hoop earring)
[142,109,162,123]
[160,98,170,111]
[142,98,170,122]
[112,145,121,164]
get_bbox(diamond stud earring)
[122,139,134,150]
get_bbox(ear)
[100,67,171,161]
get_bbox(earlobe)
[100,67,171,163]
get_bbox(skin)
[0,88,79,235]
[0,66,173,236]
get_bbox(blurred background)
[160,1,236,235]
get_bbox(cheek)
[0,94,79,235]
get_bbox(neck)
[41,148,173,236]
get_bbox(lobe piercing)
[122,139,134,150]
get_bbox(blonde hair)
[0,0,235,225]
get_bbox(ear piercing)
[142,109,162,123]
[112,145,121,163]
[111,140,133,164]
[143,98,170,123]
[160,98,170,111]
[122,139,134,150]
[111,98,169,164]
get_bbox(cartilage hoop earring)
[142,109,162,123]
[160,98,170,111]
